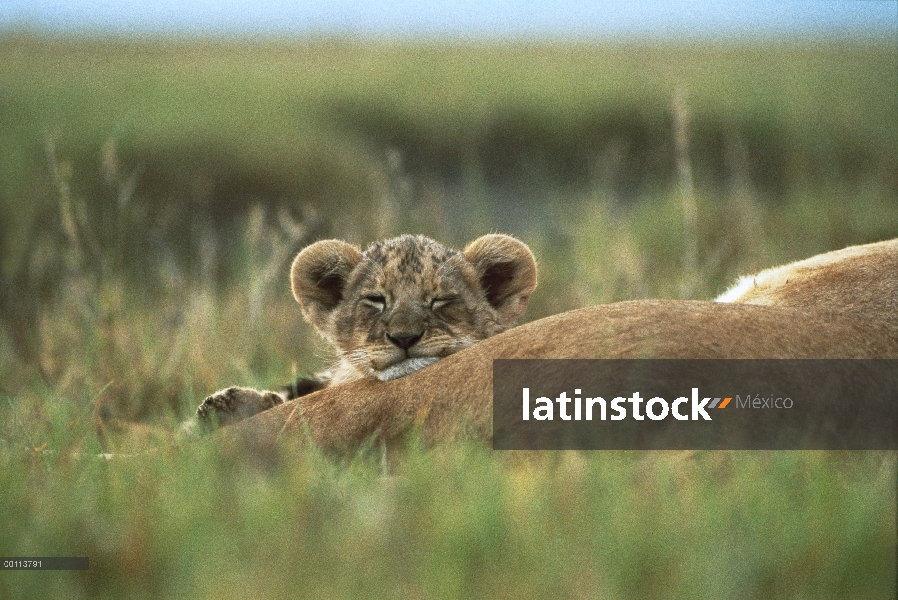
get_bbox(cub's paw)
[196,386,285,429]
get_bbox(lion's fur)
[213,238,897,454]
[716,238,898,323]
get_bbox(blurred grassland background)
[0,33,896,599]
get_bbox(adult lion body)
[217,238,897,454]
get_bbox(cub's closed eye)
[430,297,455,310]
[361,294,386,309]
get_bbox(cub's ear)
[463,234,538,325]
[290,239,364,331]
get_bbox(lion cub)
[196,234,537,428]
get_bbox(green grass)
[0,33,896,598]
[1,404,895,599]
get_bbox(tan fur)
[212,238,897,453]
[716,238,897,323]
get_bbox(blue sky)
[1,1,895,37]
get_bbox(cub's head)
[290,234,537,383]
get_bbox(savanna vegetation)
[0,32,895,598]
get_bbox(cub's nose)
[386,331,423,350]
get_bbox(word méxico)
[521,388,727,421]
